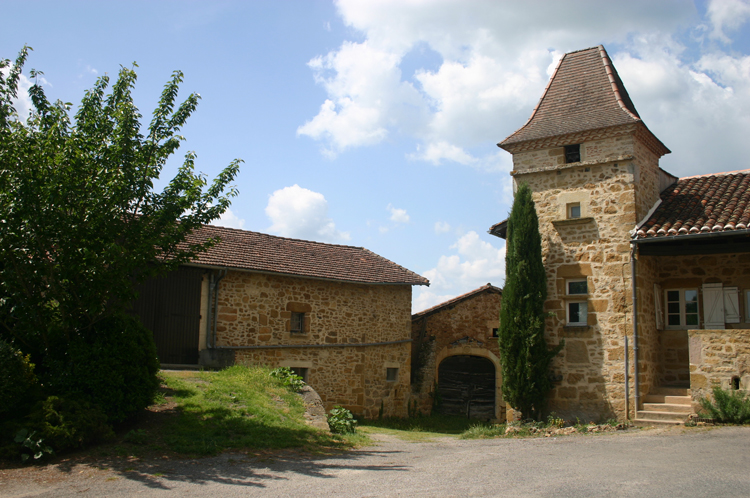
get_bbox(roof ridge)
[679,168,750,180]
[205,223,366,251]
[412,283,501,317]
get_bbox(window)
[567,202,581,219]
[290,311,305,334]
[290,367,309,383]
[564,144,581,163]
[665,289,699,328]
[386,368,399,382]
[491,327,499,338]
[566,279,588,326]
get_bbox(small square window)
[567,279,588,295]
[290,312,305,334]
[290,367,309,383]
[567,301,588,326]
[567,202,581,219]
[386,368,398,382]
[491,328,499,338]
[564,144,581,163]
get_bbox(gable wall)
[411,290,504,419]
[214,270,413,418]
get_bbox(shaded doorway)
[437,355,495,419]
[131,266,203,365]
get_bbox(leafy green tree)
[0,46,241,360]
[498,183,562,420]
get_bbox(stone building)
[133,225,428,418]
[489,45,750,424]
[410,284,504,421]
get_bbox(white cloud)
[299,1,750,178]
[434,221,451,234]
[265,184,350,243]
[413,230,505,312]
[214,208,246,230]
[1,67,35,122]
[706,0,750,43]
[388,204,410,223]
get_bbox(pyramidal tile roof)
[412,283,502,319]
[500,45,645,147]
[183,224,429,286]
[636,169,750,239]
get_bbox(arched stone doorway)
[437,355,496,419]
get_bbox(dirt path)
[2,426,749,497]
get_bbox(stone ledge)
[552,217,596,228]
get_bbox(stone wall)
[411,289,504,420]
[639,253,750,389]
[510,130,664,421]
[688,329,750,411]
[214,270,413,418]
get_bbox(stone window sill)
[552,217,595,228]
[563,325,590,331]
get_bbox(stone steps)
[634,387,693,426]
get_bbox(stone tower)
[491,46,675,420]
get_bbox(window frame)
[386,368,399,382]
[664,288,699,330]
[565,278,588,327]
[290,311,305,334]
[567,202,581,219]
[564,144,581,163]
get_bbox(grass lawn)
[97,365,366,459]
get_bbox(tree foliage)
[0,47,241,358]
[498,183,562,420]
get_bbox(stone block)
[566,341,590,364]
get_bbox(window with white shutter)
[703,283,725,329]
[724,287,740,324]
[654,284,664,330]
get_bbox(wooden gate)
[437,355,495,419]
[131,266,203,365]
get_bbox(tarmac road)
[2,426,749,497]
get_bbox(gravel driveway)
[2,426,749,497]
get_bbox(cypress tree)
[498,183,562,420]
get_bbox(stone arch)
[435,347,504,421]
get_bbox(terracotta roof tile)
[500,46,642,147]
[183,224,429,286]
[636,170,750,239]
[412,283,501,319]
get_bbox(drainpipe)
[210,270,227,348]
[630,243,640,416]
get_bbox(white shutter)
[724,287,740,324]
[654,284,664,330]
[703,283,725,329]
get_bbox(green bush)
[0,340,40,419]
[29,396,114,451]
[44,313,160,424]
[269,367,306,391]
[327,406,357,434]
[699,386,750,424]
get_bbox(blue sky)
[4,0,750,311]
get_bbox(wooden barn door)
[131,266,203,365]
[437,355,495,420]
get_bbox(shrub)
[0,340,40,419]
[269,367,306,391]
[13,429,54,463]
[699,386,750,424]
[43,313,160,424]
[29,396,114,452]
[327,406,357,434]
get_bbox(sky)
[3,0,750,312]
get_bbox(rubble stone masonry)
[411,290,504,420]
[215,270,413,418]
[510,130,658,421]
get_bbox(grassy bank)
[98,365,365,459]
